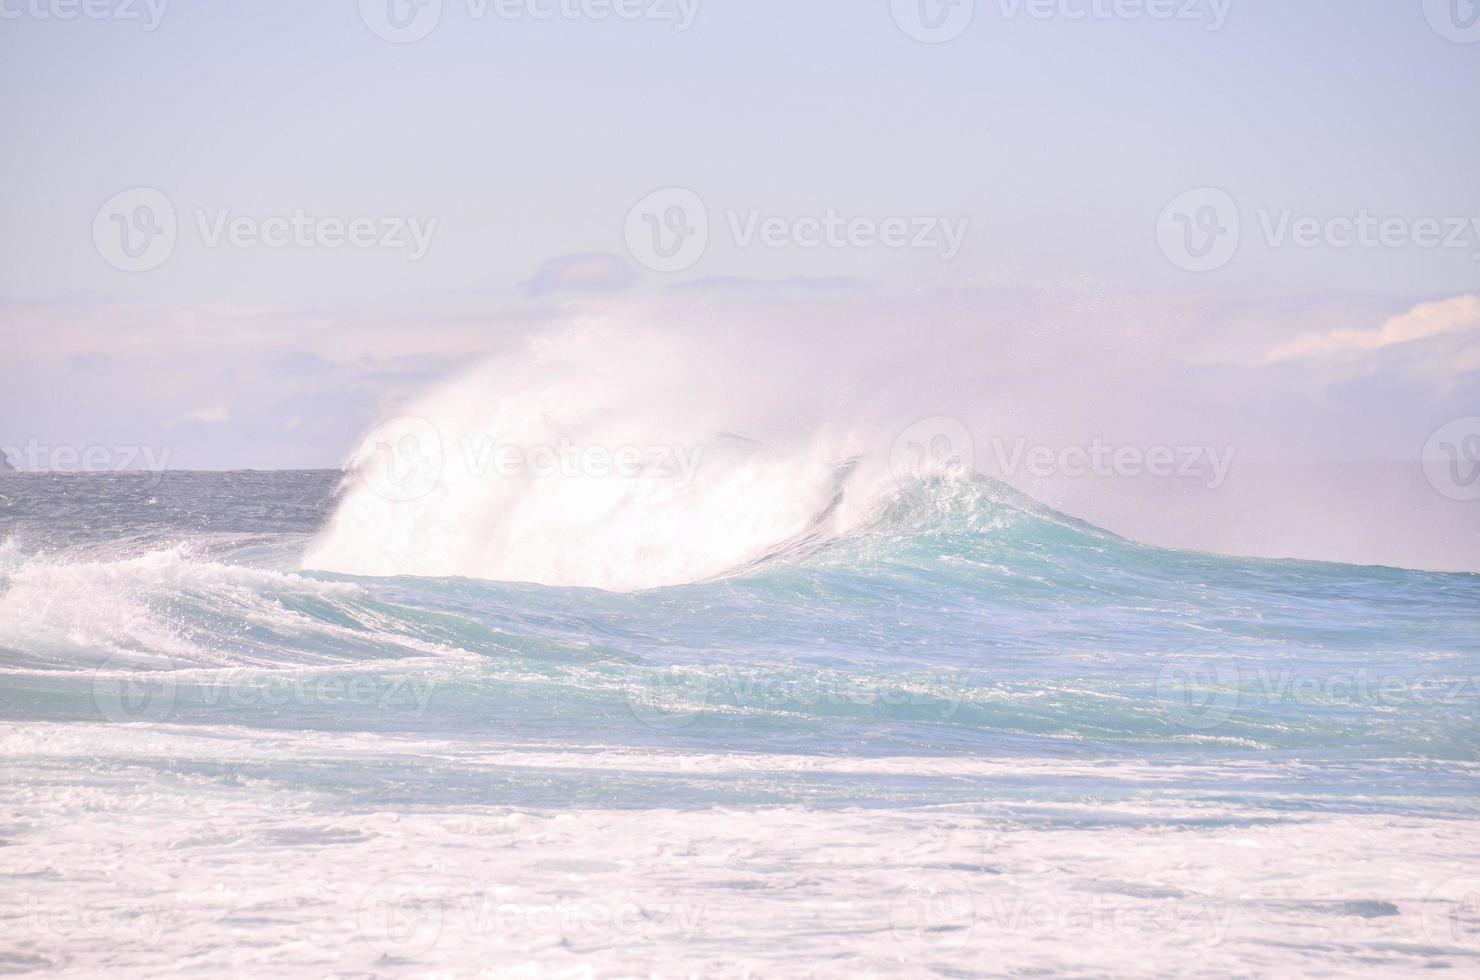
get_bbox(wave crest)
[302,321,974,591]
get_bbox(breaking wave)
[303,320,963,591]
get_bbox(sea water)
[2,463,1478,976]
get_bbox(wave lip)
[298,325,976,591]
[303,419,884,592]
[0,541,459,671]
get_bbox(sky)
[1,0,1478,498]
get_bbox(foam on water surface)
[1,417,1477,975]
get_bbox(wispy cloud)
[165,404,231,426]
[1263,293,1480,364]
[518,253,636,297]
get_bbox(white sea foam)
[302,316,950,591]
[4,721,1475,978]
[0,543,435,669]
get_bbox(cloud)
[1263,293,1480,363]
[165,404,231,426]
[518,253,636,297]
[282,415,303,431]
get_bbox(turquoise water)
[2,470,1478,975]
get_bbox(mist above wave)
[301,315,985,591]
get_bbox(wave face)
[5,469,1477,756]
[4,463,1480,972]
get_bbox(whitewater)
[2,326,1479,976]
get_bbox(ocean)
[1,466,1478,976]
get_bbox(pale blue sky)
[1,0,1478,469]
[3,0,1478,301]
